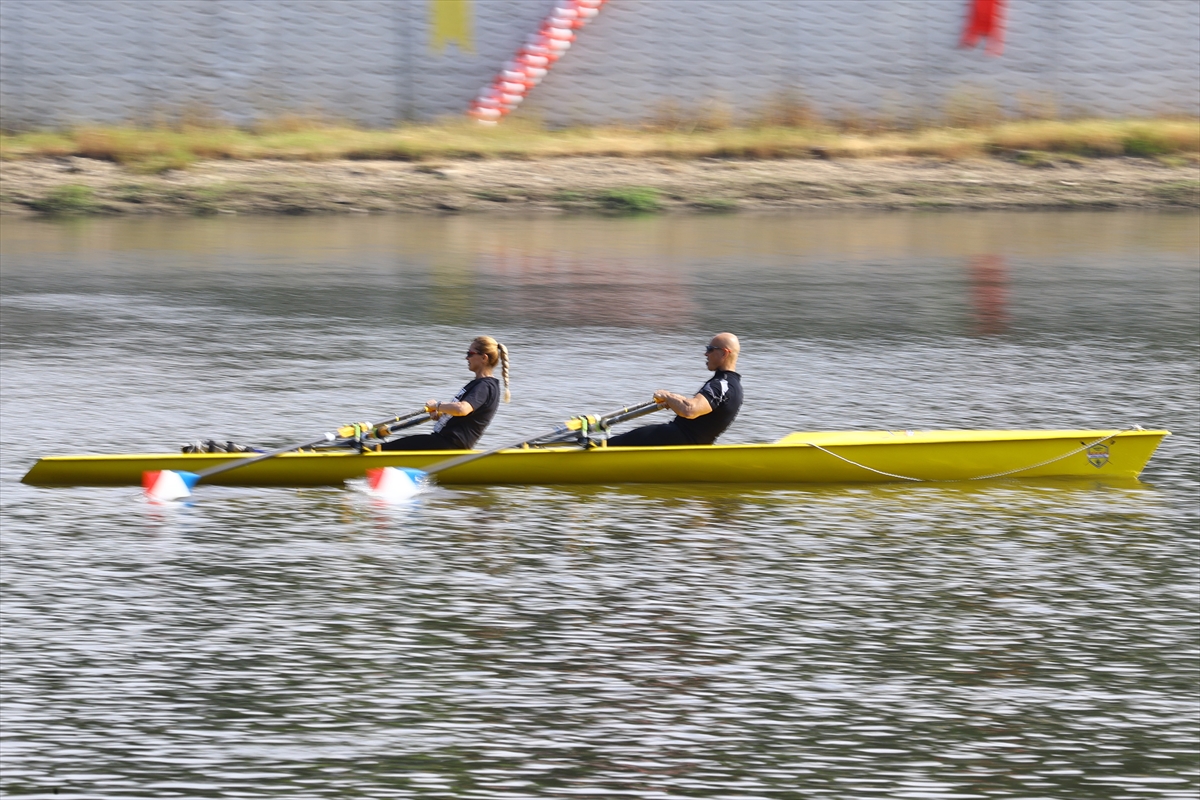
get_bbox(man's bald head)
[706,332,740,371]
[712,332,739,354]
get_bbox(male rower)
[608,332,743,447]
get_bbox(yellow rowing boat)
[20,429,1168,487]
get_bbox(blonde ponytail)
[471,335,511,403]
[498,343,511,403]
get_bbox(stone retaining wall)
[1,0,1196,129]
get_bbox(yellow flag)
[430,0,474,54]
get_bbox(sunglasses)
[705,346,726,353]
[466,350,483,357]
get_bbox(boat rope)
[799,442,924,482]
[799,428,1139,483]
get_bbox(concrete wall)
[1,0,1197,129]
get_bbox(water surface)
[2,212,1197,799]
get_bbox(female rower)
[381,336,511,451]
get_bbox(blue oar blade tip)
[143,470,199,501]
[364,467,427,502]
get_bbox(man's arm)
[653,390,712,419]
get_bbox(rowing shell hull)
[20,429,1168,488]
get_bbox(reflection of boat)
[22,429,1168,488]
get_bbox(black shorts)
[606,422,692,448]
[379,432,460,452]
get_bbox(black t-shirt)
[433,377,500,449]
[670,370,743,445]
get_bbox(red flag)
[960,0,1006,56]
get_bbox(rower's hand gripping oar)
[365,400,665,499]
[536,399,669,448]
[429,400,664,475]
[144,408,433,501]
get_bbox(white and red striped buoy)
[466,0,608,124]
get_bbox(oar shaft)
[195,435,333,479]
[376,408,433,429]
[423,400,664,477]
[424,428,564,476]
[194,408,431,481]
[342,409,433,439]
[599,401,664,429]
[384,416,431,433]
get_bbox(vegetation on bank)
[1,118,1197,174]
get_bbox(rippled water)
[2,213,1197,799]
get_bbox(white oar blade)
[143,470,200,501]
[363,467,426,502]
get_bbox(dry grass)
[1,118,1196,170]
[988,119,1200,157]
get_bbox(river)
[1,212,1197,799]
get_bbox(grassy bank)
[2,118,1197,173]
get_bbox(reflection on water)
[479,249,698,328]
[1,212,1197,798]
[968,254,1009,335]
[2,212,1196,341]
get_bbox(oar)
[144,408,432,501]
[365,400,665,499]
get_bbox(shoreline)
[2,156,1197,216]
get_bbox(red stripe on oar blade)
[363,467,424,502]
[366,468,386,490]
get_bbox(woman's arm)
[426,399,475,419]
